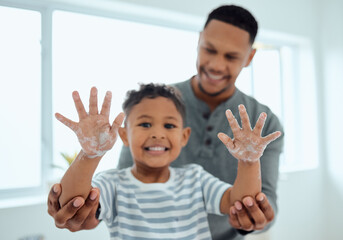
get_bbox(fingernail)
[235,201,242,210]
[89,190,97,201]
[73,198,83,207]
[257,195,264,202]
[53,185,59,193]
[231,208,236,215]
[245,198,253,207]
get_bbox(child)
[56,83,281,239]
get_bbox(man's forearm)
[59,150,102,207]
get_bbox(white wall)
[0,203,109,240]
[319,0,343,239]
[1,0,342,239]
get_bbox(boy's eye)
[164,123,176,129]
[139,122,151,128]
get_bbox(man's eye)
[225,55,237,61]
[139,122,151,128]
[164,123,176,129]
[205,48,216,54]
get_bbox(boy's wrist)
[80,149,105,161]
[237,158,260,166]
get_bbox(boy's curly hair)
[122,83,186,126]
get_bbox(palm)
[218,105,281,162]
[55,87,124,158]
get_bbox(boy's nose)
[151,135,165,139]
[151,131,166,139]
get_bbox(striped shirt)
[92,164,231,240]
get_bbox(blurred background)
[0,0,342,239]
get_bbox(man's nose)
[209,55,227,72]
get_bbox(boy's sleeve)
[92,171,118,223]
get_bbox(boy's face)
[196,19,256,97]
[119,97,190,169]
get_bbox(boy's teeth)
[148,147,166,151]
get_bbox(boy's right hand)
[47,183,100,231]
[55,87,125,158]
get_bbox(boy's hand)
[218,104,281,162]
[55,87,125,158]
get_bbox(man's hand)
[228,193,274,231]
[47,183,100,232]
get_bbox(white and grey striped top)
[92,164,231,240]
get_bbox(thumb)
[218,132,234,151]
[111,112,125,134]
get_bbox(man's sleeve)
[258,113,284,232]
[117,146,134,169]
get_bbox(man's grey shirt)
[117,79,284,240]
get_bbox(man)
[48,5,284,240]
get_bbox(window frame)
[0,0,319,204]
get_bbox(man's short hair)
[204,5,258,44]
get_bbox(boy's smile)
[119,97,190,183]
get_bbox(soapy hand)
[218,104,281,162]
[55,87,125,158]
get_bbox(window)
[52,11,198,174]
[237,39,319,172]
[0,2,319,202]
[0,7,42,193]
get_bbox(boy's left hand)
[218,104,281,163]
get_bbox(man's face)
[119,97,190,169]
[196,19,256,97]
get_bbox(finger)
[256,193,275,223]
[111,112,125,134]
[47,184,61,217]
[55,113,78,132]
[81,188,101,230]
[82,207,100,230]
[217,132,234,150]
[253,112,267,135]
[89,87,98,115]
[234,201,254,231]
[238,104,252,130]
[228,206,241,229]
[242,196,266,230]
[54,197,85,228]
[68,189,99,230]
[72,91,87,120]
[100,91,112,118]
[263,131,282,145]
[225,109,241,135]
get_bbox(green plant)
[51,151,78,171]
[60,152,78,166]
